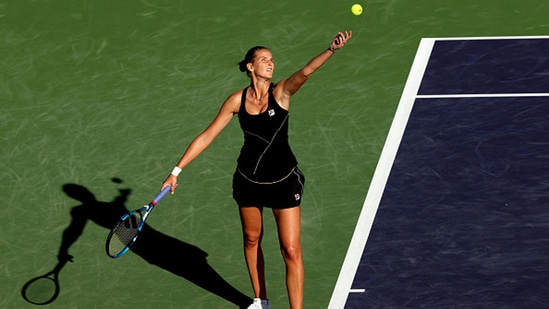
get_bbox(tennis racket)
[106,185,172,258]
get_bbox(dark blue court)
[333,37,549,308]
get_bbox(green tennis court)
[2,1,547,308]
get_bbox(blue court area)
[331,37,549,308]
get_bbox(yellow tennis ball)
[351,4,363,16]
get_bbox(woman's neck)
[249,80,270,104]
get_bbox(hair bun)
[238,60,248,73]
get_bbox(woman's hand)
[161,174,179,194]
[329,31,353,52]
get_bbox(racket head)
[106,207,147,258]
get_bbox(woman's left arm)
[277,31,352,103]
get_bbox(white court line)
[327,38,436,309]
[424,35,549,41]
[417,93,549,99]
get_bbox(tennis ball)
[351,4,363,16]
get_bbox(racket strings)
[107,212,143,256]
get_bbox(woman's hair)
[238,46,268,74]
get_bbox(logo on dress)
[294,193,301,201]
[268,109,275,117]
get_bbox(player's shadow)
[57,181,251,308]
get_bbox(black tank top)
[236,83,298,183]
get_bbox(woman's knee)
[280,243,302,263]
[243,230,262,248]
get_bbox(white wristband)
[171,166,182,177]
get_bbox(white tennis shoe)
[247,298,270,309]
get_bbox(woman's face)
[248,49,274,79]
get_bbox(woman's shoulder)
[271,80,288,97]
[227,88,247,103]
[222,88,246,114]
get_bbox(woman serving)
[161,31,352,309]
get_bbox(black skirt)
[232,167,305,209]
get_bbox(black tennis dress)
[232,83,305,209]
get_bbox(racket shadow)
[23,182,251,308]
[21,257,71,305]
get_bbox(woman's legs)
[273,206,303,309]
[239,206,267,300]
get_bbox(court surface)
[2,1,548,308]
[329,37,549,308]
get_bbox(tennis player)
[161,30,352,309]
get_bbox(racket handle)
[152,185,172,205]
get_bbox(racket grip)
[152,185,172,205]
